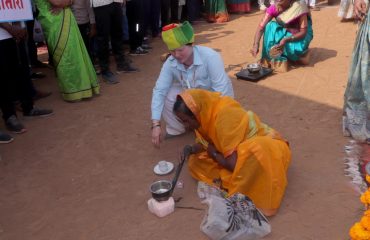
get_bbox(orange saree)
[180,89,291,215]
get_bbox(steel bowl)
[246,63,261,74]
[150,180,173,202]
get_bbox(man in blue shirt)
[151,21,234,147]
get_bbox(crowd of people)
[0,0,211,143]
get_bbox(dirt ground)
[0,3,364,240]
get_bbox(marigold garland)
[350,174,370,240]
[361,191,370,205]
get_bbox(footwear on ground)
[0,131,13,144]
[30,72,46,80]
[129,46,148,56]
[6,115,26,134]
[141,44,152,50]
[102,71,119,84]
[116,64,139,73]
[24,107,54,117]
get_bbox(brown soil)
[0,4,362,240]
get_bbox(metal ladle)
[150,145,192,201]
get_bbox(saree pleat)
[35,0,99,102]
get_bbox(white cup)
[158,161,169,172]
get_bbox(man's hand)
[89,24,97,38]
[354,0,367,21]
[151,126,162,148]
[8,26,27,42]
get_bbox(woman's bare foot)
[298,49,311,65]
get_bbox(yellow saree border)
[52,9,71,68]
[62,86,100,102]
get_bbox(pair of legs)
[94,3,138,84]
[161,0,179,26]
[188,136,291,216]
[162,86,186,136]
[94,3,130,73]
[0,38,52,133]
[182,0,201,23]
[0,38,34,121]
[126,0,147,54]
[77,23,95,62]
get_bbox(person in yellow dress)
[174,89,291,216]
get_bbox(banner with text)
[0,0,33,23]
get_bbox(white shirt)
[151,46,234,120]
[90,0,122,8]
[72,0,95,24]
[0,27,12,41]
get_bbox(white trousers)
[162,86,186,135]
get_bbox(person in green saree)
[204,0,229,23]
[35,0,99,102]
[250,0,313,72]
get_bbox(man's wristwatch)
[212,151,218,159]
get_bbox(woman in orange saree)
[174,89,291,216]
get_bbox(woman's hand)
[50,6,63,14]
[190,143,203,154]
[354,0,367,21]
[207,144,237,172]
[250,44,259,57]
[207,144,217,159]
[151,126,162,148]
[277,38,287,50]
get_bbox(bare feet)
[298,50,311,65]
